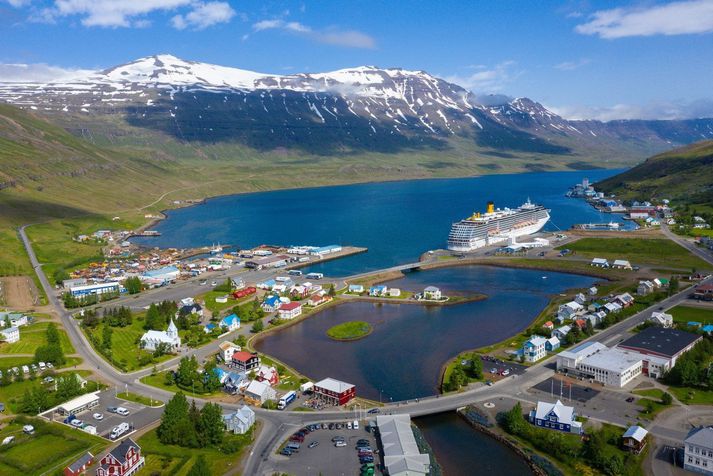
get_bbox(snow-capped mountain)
[1,54,712,158]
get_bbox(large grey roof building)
[376,414,430,476]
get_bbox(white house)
[648,311,673,328]
[140,319,181,352]
[557,302,584,322]
[219,341,241,362]
[244,380,277,405]
[220,314,240,332]
[545,336,561,352]
[588,286,598,296]
[615,293,635,307]
[604,302,623,314]
[223,405,255,435]
[637,281,655,296]
[574,293,587,305]
[348,284,364,294]
[590,258,609,268]
[612,259,633,270]
[522,335,548,363]
[684,427,713,475]
[388,288,402,298]
[278,302,302,320]
[0,326,20,344]
[423,286,442,300]
[529,400,583,434]
[552,325,572,341]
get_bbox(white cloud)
[171,1,235,30]
[575,0,713,39]
[251,19,376,48]
[0,63,95,82]
[554,58,590,71]
[445,61,519,93]
[4,0,31,7]
[549,98,713,121]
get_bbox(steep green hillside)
[596,140,713,205]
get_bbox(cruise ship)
[447,200,550,252]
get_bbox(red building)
[314,377,356,406]
[231,351,261,373]
[65,452,93,476]
[693,284,713,301]
[96,439,144,476]
[233,287,256,299]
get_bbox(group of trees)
[165,356,220,393]
[664,337,713,389]
[103,306,133,327]
[63,289,119,308]
[144,301,179,330]
[157,392,224,449]
[443,354,482,392]
[34,323,66,366]
[21,373,86,414]
[233,298,265,323]
[123,276,143,294]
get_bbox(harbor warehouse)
[377,414,430,476]
[69,282,119,297]
[314,378,356,405]
[56,391,100,416]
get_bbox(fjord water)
[254,265,595,401]
[133,169,622,276]
[415,412,533,475]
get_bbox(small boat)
[209,243,223,254]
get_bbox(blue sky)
[1,0,712,120]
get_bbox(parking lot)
[42,390,163,440]
[272,420,381,476]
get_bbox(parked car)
[70,419,84,428]
[107,406,118,413]
[308,441,319,448]
[280,448,292,456]
[93,412,104,420]
[367,408,380,414]
[353,420,360,430]
[116,407,130,416]
[347,421,353,430]
[46,362,53,369]
[335,441,347,447]
[626,397,635,403]
[332,436,345,442]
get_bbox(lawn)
[83,318,174,371]
[0,369,98,413]
[259,354,303,392]
[557,237,712,270]
[0,355,82,370]
[637,398,670,419]
[326,320,372,340]
[140,372,222,398]
[668,386,713,405]
[0,418,107,475]
[117,391,164,407]
[137,427,254,476]
[0,321,75,355]
[199,290,239,315]
[669,305,713,325]
[633,388,666,400]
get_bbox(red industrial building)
[314,377,356,406]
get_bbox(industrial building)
[69,282,120,297]
[376,414,430,476]
[618,327,702,378]
[313,377,356,406]
[574,348,643,387]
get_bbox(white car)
[347,421,353,430]
[70,419,84,427]
[353,420,359,430]
[116,407,130,416]
[93,412,104,420]
[46,362,53,369]
[334,441,347,447]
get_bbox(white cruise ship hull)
[448,213,550,252]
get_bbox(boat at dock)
[573,222,621,231]
[447,199,550,252]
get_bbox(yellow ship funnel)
[486,201,495,214]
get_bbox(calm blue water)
[254,265,596,401]
[132,170,624,276]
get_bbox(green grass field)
[0,370,97,413]
[669,305,713,325]
[632,388,666,400]
[117,391,164,407]
[558,237,712,270]
[0,418,107,474]
[326,321,372,340]
[668,386,713,405]
[140,372,222,398]
[137,427,253,475]
[0,355,82,370]
[0,321,75,355]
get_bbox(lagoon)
[132,169,623,276]
[254,265,596,401]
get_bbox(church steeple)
[167,318,178,339]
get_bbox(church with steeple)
[140,318,181,352]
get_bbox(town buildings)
[65,452,93,476]
[218,341,241,362]
[522,335,548,363]
[69,282,120,298]
[244,380,277,405]
[423,286,442,300]
[230,351,261,373]
[278,302,302,320]
[529,400,583,434]
[684,427,713,475]
[220,314,240,332]
[314,377,356,406]
[648,311,673,328]
[140,319,181,352]
[377,414,430,476]
[224,405,255,434]
[0,326,20,343]
[622,426,648,454]
[618,327,702,378]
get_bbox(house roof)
[618,327,701,358]
[685,427,713,450]
[279,302,302,311]
[245,379,271,396]
[315,377,355,394]
[533,400,577,425]
[67,452,93,472]
[221,314,239,325]
[263,295,281,305]
[377,415,430,476]
[109,438,140,463]
[525,336,547,347]
[219,341,240,351]
[232,351,257,362]
[623,425,648,442]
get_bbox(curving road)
[18,223,713,475]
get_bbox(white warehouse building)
[575,348,643,388]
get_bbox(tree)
[661,392,673,405]
[153,342,171,358]
[499,402,526,435]
[53,268,70,286]
[235,335,247,347]
[124,276,143,294]
[668,276,680,296]
[328,284,336,297]
[157,392,190,445]
[0,370,10,387]
[102,324,113,350]
[203,360,221,392]
[469,355,483,379]
[46,322,60,345]
[187,456,211,476]
[200,402,225,446]
[251,319,264,333]
[164,370,175,386]
[177,355,200,388]
[144,303,162,330]
[57,373,83,400]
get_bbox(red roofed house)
[278,302,303,320]
[693,284,713,301]
[308,294,331,307]
[255,364,280,386]
[574,319,587,330]
[96,439,144,476]
[65,452,93,476]
[543,321,554,330]
[314,377,356,406]
[230,351,261,373]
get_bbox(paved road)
[19,222,713,475]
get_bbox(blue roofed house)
[529,400,583,434]
[702,325,713,334]
[220,314,240,332]
[545,336,560,352]
[261,295,282,313]
[522,335,548,363]
[212,367,228,384]
[224,405,256,434]
[688,321,702,329]
[224,371,248,394]
[369,285,388,297]
[203,323,218,334]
